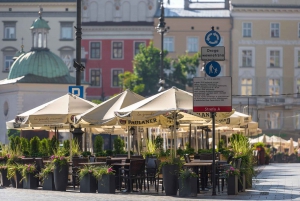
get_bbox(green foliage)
[105,150,113,157]
[40,138,50,157]
[20,137,29,155]
[82,151,91,157]
[48,136,58,155]
[198,149,213,154]
[93,165,115,180]
[61,140,70,156]
[118,71,145,93]
[253,142,265,149]
[94,135,104,153]
[113,137,125,154]
[10,136,21,152]
[19,163,37,182]
[71,139,82,157]
[154,136,163,150]
[7,129,20,139]
[29,136,40,157]
[78,165,96,181]
[179,169,198,179]
[38,162,54,184]
[7,163,23,180]
[91,99,103,104]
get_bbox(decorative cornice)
[232,7,300,13]
[82,26,154,32]
[0,3,75,6]
[239,40,300,45]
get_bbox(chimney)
[184,0,189,9]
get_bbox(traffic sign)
[205,61,221,77]
[193,76,232,112]
[69,86,84,98]
[205,30,221,47]
[201,46,225,61]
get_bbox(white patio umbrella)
[14,93,96,129]
[115,86,194,158]
[288,138,295,155]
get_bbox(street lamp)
[156,0,167,92]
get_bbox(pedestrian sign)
[205,61,221,77]
[205,30,221,47]
[69,86,84,98]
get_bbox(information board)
[193,76,232,112]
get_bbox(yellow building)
[231,0,300,138]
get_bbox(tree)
[118,71,144,93]
[29,136,40,157]
[133,41,170,96]
[94,135,104,154]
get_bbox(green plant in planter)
[93,165,115,179]
[50,155,68,167]
[7,163,22,180]
[30,136,40,157]
[94,135,104,154]
[20,137,29,156]
[113,137,125,154]
[39,138,50,157]
[179,169,198,180]
[78,165,97,181]
[154,136,163,150]
[71,139,82,157]
[142,139,157,158]
[253,142,265,149]
[48,136,58,155]
[225,166,240,178]
[38,162,54,184]
[19,163,37,182]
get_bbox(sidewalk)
[1,163,300,200]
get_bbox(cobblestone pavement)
[1,163,300,201]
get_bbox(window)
[4,55,14,71]
[60,22,73,40]
[112,42,123,59]
[295,111,300,129]
[3,22,16,39]
[90,69,101,86]
[295,48,300,67]
[266,111,281,129]
[187,37,198,52]
[60,50,74,71]
[164,37,174,52]
[112,69,123,87]
[241,78,252,95]
[269,78,280,95]
[242,23,252,37]
[296,79,300,97]
[271,23,280,38]
[90,42,101,59]
[269,50,280,67]
[134,42,145,56]
[242,50,252,67]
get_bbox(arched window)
[33,33,37,47]
[43,33,47,48]
[38,33,42,48]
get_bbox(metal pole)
[248,97,250,115]
[75,0,83,86]
[211,112,216,195]
[160,26,164,82]
[189,124,192,148]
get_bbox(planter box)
[80,173,97,193]
[238,173,245,192]
[162,164,179,196]
[23,173,38,189]
[227,175,238,195]
[178,177,197,197]
[0,169,10,187]
[11,171,23,189]
[53,164,69,191]
[42,172,55,191]
[98,174,115,194]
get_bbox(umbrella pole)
[128,126,130,159]
[173,112,177,160]
[211,112,216,196]
[189,124,192,148]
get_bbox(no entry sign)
[193,76,232,112]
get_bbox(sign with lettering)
[201,46,225,61]
[193,76,232,112]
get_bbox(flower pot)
[42,172,55,191]
[178,177,197,197]
[80,173,97,193]
[53,164,69,191]
[238,173,245,192]
[98,174,115,194]
[0,169,10,187]
[10,171,23,188]
[227,175,238,195]
[162,164,179,196]
[23,173,38,189]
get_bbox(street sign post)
[205,30,221,47]
[193,76,232,112]
[201,46,225,61]
[69,86,84,98]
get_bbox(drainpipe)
[229,10,233,77]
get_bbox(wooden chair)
[145,157,157,191]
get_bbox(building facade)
[0,0,77,80]
[81,0,157,100]
[231,0,300,138]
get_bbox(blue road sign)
[69,86,84,98]
[205,61,221,77]
[205,30,221,47]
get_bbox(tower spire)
[38,6,42,19]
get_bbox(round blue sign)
[205,30,221,47]
[205,61,221,77]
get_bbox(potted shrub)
[225,166,240,195]
[0,164,10,187]
[95,165,115,194]
[20,163,38,189]
[78,165,97,193]
[50,154,69,191]
[7,163,23,188]
[39,163,55,190]
[178,169,198,197]
[71,139,82,158]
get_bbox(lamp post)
[156,0,167,92]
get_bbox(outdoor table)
[191,159,221,163]
[184,162,212,193]
[111,163,130,166]
[78,162,106,165]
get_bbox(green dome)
[30,18,50,30]
[8,49,69,79]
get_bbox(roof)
[8,49,69,79]
[155,8,230,18]
[30,17,50,30]
[0,0,75,2]
[231,4,300,9]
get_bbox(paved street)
[1,163,300,200]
